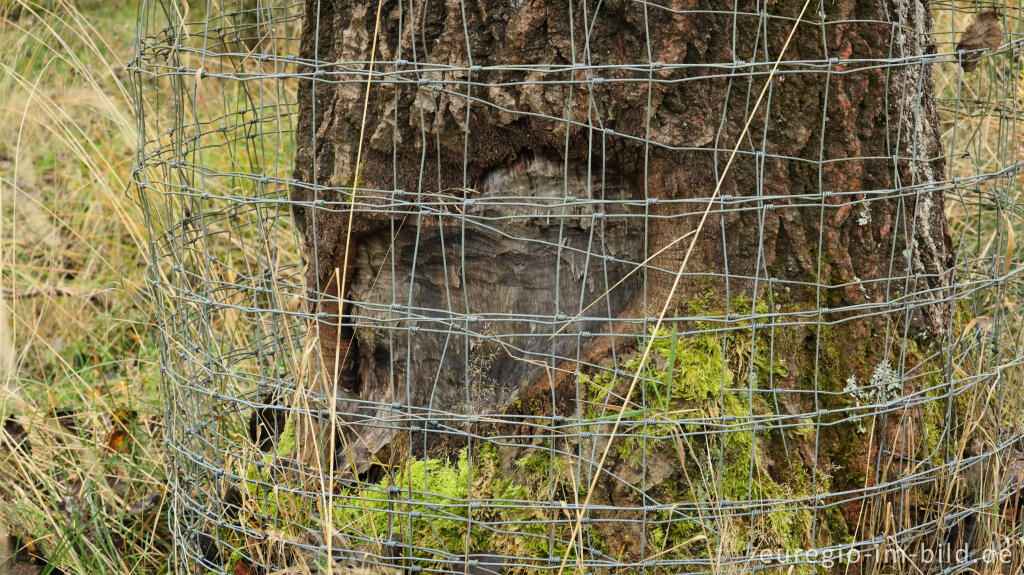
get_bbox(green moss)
[236,418,317,530]
[332,450,478,555]
[341,162,364,198]
[224,295,971,574]
[320,443,595,573]
[573,295,832,571]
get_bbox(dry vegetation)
[0,1,168,573]
[0,0,1021,574]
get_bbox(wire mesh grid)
[130,0,1024,573]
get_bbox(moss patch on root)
[220,295,974,574]
[574,296,836,571]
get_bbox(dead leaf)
[106,428,129,452]
[232,559,253,575]
[127,491,162,515]
[956,8,1003,72]
[104,409,137,452]
[106,408,138,428]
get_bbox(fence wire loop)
[132,1,1024,573]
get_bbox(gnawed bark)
[291,0,954,544]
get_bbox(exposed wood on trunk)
[290,0,953,523]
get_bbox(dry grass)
[0,0,1021,574]
[0,1,169,573]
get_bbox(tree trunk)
[291,0,954,562]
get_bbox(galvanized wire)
[131,0,1024,573]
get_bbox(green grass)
[0,0,1021,574]
[0,1,167,573]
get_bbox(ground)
[0,1,1022,574]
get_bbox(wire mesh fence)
[131,0,1024,573]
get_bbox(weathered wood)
[291,0,952,492]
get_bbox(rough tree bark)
[291,0,953,556]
